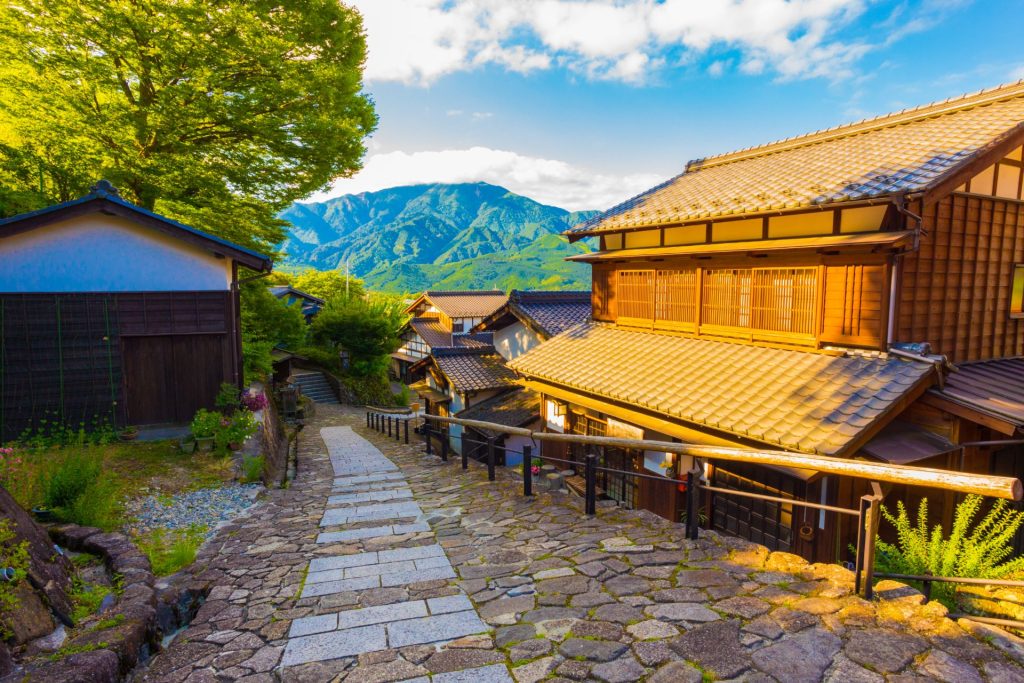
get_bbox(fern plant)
[875,495,1024,607]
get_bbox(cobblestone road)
[141,405,1024,682]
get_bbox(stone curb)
[19,525,162,682]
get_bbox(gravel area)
[126,484,263,535]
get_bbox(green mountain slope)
[279,182,597,292]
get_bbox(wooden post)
[585,453,597,516]
[855,482,884,599]
[461,435,468,470]
[395,418,401,442]
[425,421,432,457]
[366,411,370,428]
[685,467,700,540]
[523,445,533,497]
[387,416,393,438]
[404,419,409,445]
[441,431,449,462]
[487,437,496,481]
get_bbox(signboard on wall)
[607,417,643,440]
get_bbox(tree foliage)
[310,295,408,376]
[0,0,377,253]
[876,495,1024,606]
[289,269,365,302]
[239,281,306,381]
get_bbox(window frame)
[1011,264,1024,320]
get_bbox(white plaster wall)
[493,320,543,361]
[0,214,232,292]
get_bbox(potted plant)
[179,436,196,454]
[119,425,139,441]
[190,409,220,452]
[216,409,258,452]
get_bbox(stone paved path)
[140,405,1024,682]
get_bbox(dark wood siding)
[897,194,1024,362]
[123,335,226,424]
[1,291,236,440]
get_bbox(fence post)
[523,445,533,497]
[585,453,597,516]
[395,418,401,442]
[487,437,496,481]
[461,434,468,470]
[366,411,370,428]
[923,573,933,603]
[404,419,409,445]
[424,420,432,457]
[855,482,883,600]
[685,467,700,540]
[441,431,449,462]
[387,416,392,438]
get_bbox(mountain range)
[278,182,597,292]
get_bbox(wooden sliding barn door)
[122,335,225,425]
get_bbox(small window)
[451,321,464,333]
[1012,265,1024,319]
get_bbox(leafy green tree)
[876,495,1024,607]
[310,295,408,377]
[0,0,376,253]
[239,281,306,381]
[292,269,365,302]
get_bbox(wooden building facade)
[0,181,271,440]
[511,82,1024,562]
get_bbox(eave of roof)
[567,230,915,262]
[929,357,1024,433]
[0,182,272,271]
[509,321,937,457]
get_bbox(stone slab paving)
[140,405,1024,683]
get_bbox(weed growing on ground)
[137,525,207,576]
[241,455,265,483]
[0,520,30,639]
[70,577,112,624]
[40,449,121,530]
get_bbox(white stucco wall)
[0,214,233,292]
[493,320,543,361]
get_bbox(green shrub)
[310,294,407,377]
[0,519,30,639]
[61,478,120,530]
[215,382,241,413]
[242,336,275,385]
[241,455,264,483]
[42,449,101,509]
[876,495,1024,607]
[190,409,221,439]
[138,525,206,576]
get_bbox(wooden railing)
[378,412,1023,604]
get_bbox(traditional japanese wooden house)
[268,286,324,323]
[390,290,507,381]
[471,290,592,361]
[0,181,271,439]
[510,81,1024,562]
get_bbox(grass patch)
[92,613,126,631]
[70,577,112,623]
[48,641,108,661]
[241,455,264,483]
[137,525,207,577]
[2,440,238,513]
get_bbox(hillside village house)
[510,82,1024,562]
[390,289,507,382]
[452,290,592,464]
[269,285,324,323]
[0,181,271,440]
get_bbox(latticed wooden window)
[702,269,752,327]
[617,270,655,321]
[702,267,816,335]
[750,268,817,334]
[654,269,697,324]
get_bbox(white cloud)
[349,0,879,85]
[1012,65,1024,81]
[306,147,664,211]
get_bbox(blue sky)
[313,0,1024,211]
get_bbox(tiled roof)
[935,357,1024,430]
[409,317,494,350]
[433,348,519,393]
[510,291,592,338]
[410,317,454,349]
[571,81,1024,234]
[509,322,937,456]
[423,290,508,318]
[457,388,540,433]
